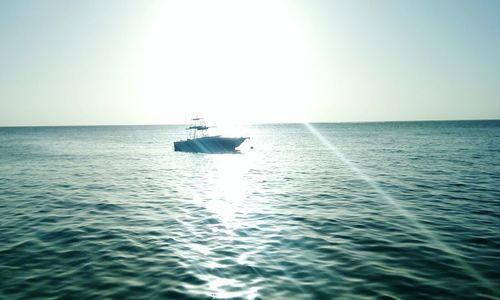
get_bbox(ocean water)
[0,121,499,299]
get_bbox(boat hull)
[174,136,247,153]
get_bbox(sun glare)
[137,0,315,125]
[204,154,253,229]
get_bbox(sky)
[0,0,499,126]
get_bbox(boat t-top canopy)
[185,118,213,139]
[186,125,210,130]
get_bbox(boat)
[174,118,249,153]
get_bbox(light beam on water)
[303,122,499,297]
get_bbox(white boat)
[174,118,248,153]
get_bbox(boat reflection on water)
[174,118,249,153]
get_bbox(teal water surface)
[0,121,499,299]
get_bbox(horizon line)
[0,117,499,128]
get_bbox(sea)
[0,120,499,299]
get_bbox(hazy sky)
[1,0,499,126]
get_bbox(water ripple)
[0,122,499,299]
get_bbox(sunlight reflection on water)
[188,153,262,299]
[206,155,251,228]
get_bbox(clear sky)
[1,0,499,126]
